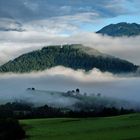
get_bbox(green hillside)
[21,113,140,140]
[0,44,137,73]
[97,22,140,37]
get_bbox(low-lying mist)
[1,32,140,65]
[0,66,140,110]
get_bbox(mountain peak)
[96,22,140,37]
[43,44,103,57]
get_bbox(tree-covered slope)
[96,22,140,37]
[0,44,138,73]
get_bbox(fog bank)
[1,32,140,65]
[0,66,140,109]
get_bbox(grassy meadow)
[21,113,140,140]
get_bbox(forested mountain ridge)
[0,44,138,73]
[96,22,140,37]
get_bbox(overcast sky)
[0,0,140,32]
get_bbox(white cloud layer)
[0,66,140,107]
[0,30,140,65]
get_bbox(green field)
[20,113,140,140]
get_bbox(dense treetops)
[96,22,140,37]
[0,44,138,73]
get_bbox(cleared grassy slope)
[21,113,140,140]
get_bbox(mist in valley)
[0,66,140,110]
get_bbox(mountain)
[96,22,140,37]
[0,44,138,73]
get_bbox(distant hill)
[0,44,138,73]
[96,22,140,37]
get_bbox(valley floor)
[20,113,140,140]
